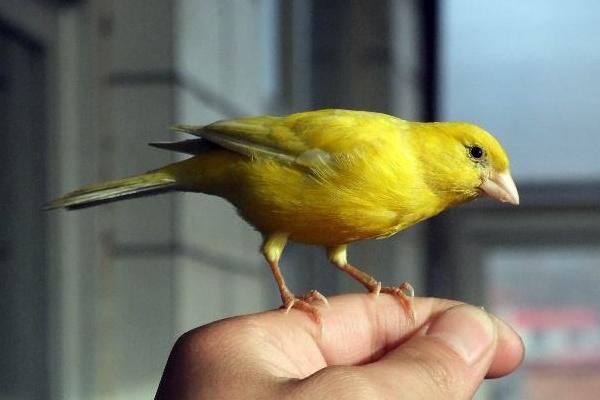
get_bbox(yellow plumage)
[46,109,519,322]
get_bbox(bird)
[45,109,519,323]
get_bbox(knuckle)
[173,328,199,353]
[172,322,237,363]
[171,328,206,363]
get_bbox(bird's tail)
[44,170,178,210]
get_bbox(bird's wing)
[171,109,402,170]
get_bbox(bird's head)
[413,121,519,206]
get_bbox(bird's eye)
[469,145,484,159]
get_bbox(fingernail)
[426,305,495,366]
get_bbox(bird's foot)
[300,289,330,307]
[371,281,416,323]
[281,289,328,324]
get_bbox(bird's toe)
[281,294,323,324]
[300,289,329,307]
[378,281,416,323]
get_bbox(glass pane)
[479,247,600,400]
[440,0,600,181]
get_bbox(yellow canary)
[46,109,519,322]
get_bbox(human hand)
[155,295,524,399]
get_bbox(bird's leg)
[262,233,327,323]
[327,244,415,322]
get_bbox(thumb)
[365,304,498,399]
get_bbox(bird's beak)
[479,171,520,205]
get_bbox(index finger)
[317,294,461,364]
[239,294,462,366]
[242,293,522,377]
[172,293,523,382]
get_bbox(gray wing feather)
[171,124,298,165]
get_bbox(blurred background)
[1,0,599,399]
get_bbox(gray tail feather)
[44,172,177,210]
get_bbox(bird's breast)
[220,157,441,246]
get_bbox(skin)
[155,295,524,400]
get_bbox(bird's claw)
[281,289,329,324]
[373,281,416,323]
[301,289,330,307]
[371,281,383,297]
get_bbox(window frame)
[426,182,600,304]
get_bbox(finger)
[486,314,525,378]
[316,295,462,365]
[159,294,523,384]
[256,294,463,366]
[155,293,467,397]
[362,305,499,399]
[272,294,523,377]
